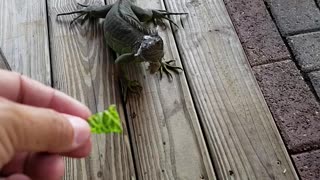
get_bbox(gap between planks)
[0,0,51,85]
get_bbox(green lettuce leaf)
[88,104,123,134]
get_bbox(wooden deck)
[0,0,299,179]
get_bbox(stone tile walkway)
[224,0,320,179]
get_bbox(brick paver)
[309,71,320,98]
[292,150,320,179]
[287,32,320,72]
[225,0,320,178]
[224,0,290,66]
[253,60,320,153]
[265,0,320,36]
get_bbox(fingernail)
[67,116,91,148]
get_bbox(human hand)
[0,70,92,180]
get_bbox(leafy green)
[88,104,123,134]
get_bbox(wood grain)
[164,0,299,179]
[0,48,11,70]
[47,0,136,179]
[105,0,217,179]
[1,0,300,179]
[0,0,50,84]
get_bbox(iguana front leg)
[131,5,187,29]
[57,3,113,26]
[115,53,143,102]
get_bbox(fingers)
[0,153,27,176]
[62,138,92,158]
[1,174,30,180]
[1,143,92,179]
[1,153,65,180]
[0,98,91,168]
[24,154,64,180]
[0,70,91,119]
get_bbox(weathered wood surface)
[1,0,300,179]
[164,0,299,179]
[47,0,136,179]
[115,0,217,179]
[0,48,11,70]
[0,0,51,84]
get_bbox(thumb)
[0,98,91,168]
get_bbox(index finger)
[0,70,91,119]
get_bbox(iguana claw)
[77,2,89,7]
[57,10,90,27]
[159,60,183,81]
[152,10,188,29]
[57,3,104,27]
[121,78,143,102]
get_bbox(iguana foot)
[121,78,143,102]
[151,10,188,29]
[57,4,113,27]
[158,60,183,80]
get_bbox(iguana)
[57,0,187,100]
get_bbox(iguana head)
[135,34,164,73]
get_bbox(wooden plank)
[164,0,299,179]
[104,0,217,179]
[47,0,136,179]
[0,0,51,84]
[0,48,11,70]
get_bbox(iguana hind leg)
[131,5,188,29]
[57,4,113,26]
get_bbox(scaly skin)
[57,0,187,101]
